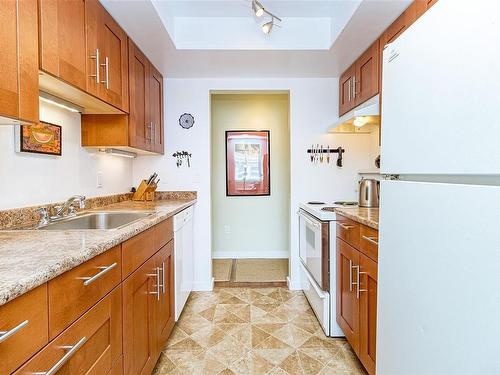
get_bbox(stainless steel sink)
[38,211,154,230]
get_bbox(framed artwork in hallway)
[225,130,270,196]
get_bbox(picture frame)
[225,130,270,196]
[19,121,62,156]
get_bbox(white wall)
[132,78,374,290]
[211,94,290,259]
[0,101,133,210]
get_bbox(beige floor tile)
[155,287,366,375]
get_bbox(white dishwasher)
[173,205,194,320]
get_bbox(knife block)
[132,180,157,201]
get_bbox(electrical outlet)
[224,225,231,234]
[97,172,103,188]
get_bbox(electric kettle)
[358,178,380,208]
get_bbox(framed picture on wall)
[225,130,270,196]
[18,121,62,156]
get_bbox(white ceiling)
[100,0,412,78]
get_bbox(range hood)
[329,95,380,134]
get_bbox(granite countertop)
[334,207,379,230]
[0,199,196,307]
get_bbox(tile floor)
[153,287,367,375]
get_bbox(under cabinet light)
[99,148,137,158]
[39,92,83,113]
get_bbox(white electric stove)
[298,201,357,337]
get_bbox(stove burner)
[307,201,325,205]
[334,201,358,206]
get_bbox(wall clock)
[179,113,194,129]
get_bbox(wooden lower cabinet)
[14,286,122,375]
[122,255,158,375]
[337,221,379,375]
[359,252,378,375]
[0,285,48,375]
[122,240,176,375]
[155,241,175,352]
[1,217,179,375]
[336,238,360,354]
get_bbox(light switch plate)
[97,172,103,188]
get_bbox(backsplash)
[0,191,197,230]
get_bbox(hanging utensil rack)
[307,146,345,167]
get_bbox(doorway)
[210,92,290,286]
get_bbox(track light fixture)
[262,17,274,34]
[251,0,281,34]
[252,0,265,17]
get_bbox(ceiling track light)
[251,0,281,34]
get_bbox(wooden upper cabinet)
[128,38,165,154]
[85,0,129,112]
[99,6,129,112]
[336,238,360,355]
[39,0,86,91]
[354,40,379,106]
[358,252,378,375]
[150,64,164,154]
[339,40,380,115]
[128,39,151,151]
[0,0,38,124]
[339,63,356,116]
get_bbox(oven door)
[298,209,329,290]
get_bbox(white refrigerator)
[378,1,500,374]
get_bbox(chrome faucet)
[51,195,86,220]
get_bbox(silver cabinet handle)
[146,122,153,142]
[0,320,28,343]
[90,49,100,84]
[100,56,109,89]
[147,267,160,301]
[41,336,87,375]
[151,122,155,144]
[352,76,357,99]
[161,261,165,294]
[348,259,353,292]
[348,79,351,102]
[362,235,378,245]
[338,222,354,230]
[82,263,117,286]
[354,265,368,299]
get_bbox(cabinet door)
[14,286,122,375]
[155,241,175,355]
[39,0,86,91]
[0,0,38,123]
[358,252,378,375]
[150,64,164,154]
[336,238,359,354]
[128,39,151,152]
[338,64,355,116]
[355,40,379,106]
[85,0,100,98]
[122,256,157,375]
[98,5,129,112]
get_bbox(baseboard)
[212,250,289,259]
[192,279,214,291]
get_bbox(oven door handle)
[302,264,328,298]
[298,210,321,229]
